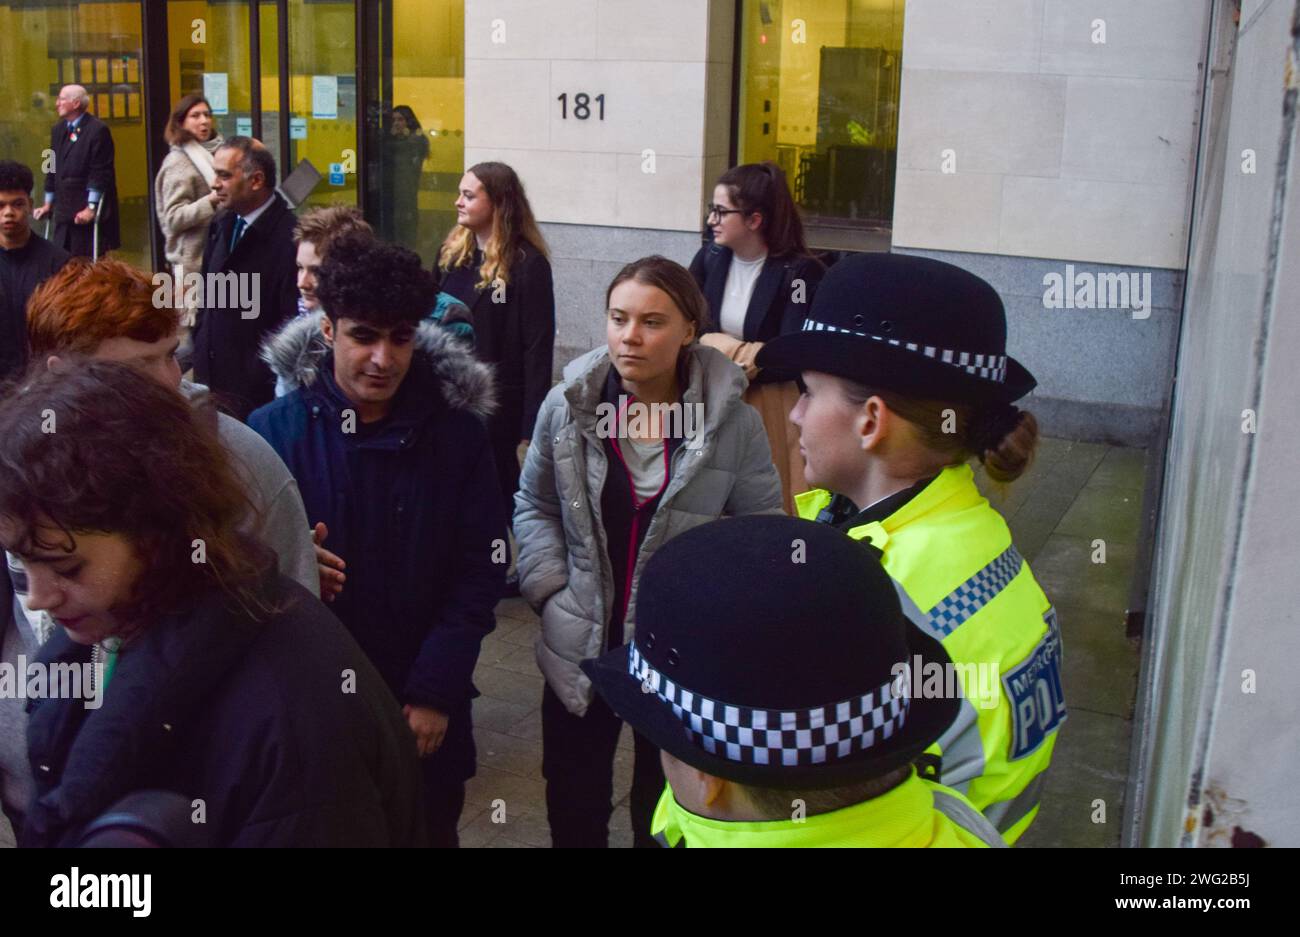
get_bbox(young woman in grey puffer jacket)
[514,255,782,848]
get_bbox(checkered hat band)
[801,319,1008,383]
[628,643,910,767]
[925,544,1024,639]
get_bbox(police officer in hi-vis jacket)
[755,252,1064,844]
[583,515,1007,848]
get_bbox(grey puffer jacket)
[514,344,783,716]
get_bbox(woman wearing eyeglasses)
[689,162,824,514]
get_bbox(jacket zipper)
[607,395,673,632]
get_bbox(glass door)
[363,0,463,266]
[166,1,255,152]
[285,0,356,210]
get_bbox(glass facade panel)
[286,0,356,210]
[737,0,904,245]
[0,0,149,267]
[167,0,252,147]
[2,0,466,269]
[257,0,282,171]
[369,0,464,265]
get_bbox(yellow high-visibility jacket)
[797,464,1064,843]
[651,772,1008,848]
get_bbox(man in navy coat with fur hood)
[249,235,505,846]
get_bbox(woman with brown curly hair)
[0,360,424,847]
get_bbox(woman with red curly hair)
[0,360,424,847]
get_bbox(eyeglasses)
[706,204,747,220]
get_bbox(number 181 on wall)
[557,92,606,120]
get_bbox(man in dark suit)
[192,137,299,420]
[0,160,69,382]
[31,85,119,258]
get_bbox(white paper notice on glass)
[236,117,252,136]
[204,73,229,116]
[290,117,308,140]
[312,75,338,120]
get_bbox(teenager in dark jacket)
[250,237,506,847]
[690,162,825,513]
[436,162,555,535]
[0,360,423,848]
[0,160,69,382]
[192,137,299,420]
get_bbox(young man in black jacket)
[249,237,506,847]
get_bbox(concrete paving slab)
[464,763,547,811]
[1055,484,1143,544]
[1088,446,1149,491]
[475,727,544,780]
[1031,534,1137,616]
[1006,512,1059,564]
[1056,602,1140,718]
[473,662,545,709]
[473,694,537,735]
[1018,708,1132,848]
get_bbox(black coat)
[0,233,69,381]
[437,242,555,442]
[21,572,426,847]
[689,243,825,383]
[43,112,120,255]
[250,318,507,781]
[193,194,299,420]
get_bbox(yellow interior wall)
[847,0,905,50]
[778,0,847,148]
[391,0,465,181]
[740,0,904,160]
[739,0,784,166]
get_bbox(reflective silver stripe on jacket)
[932,790,1008,848]
[932,696,986,795]
[983,770,1047,834]
[892,581,988,795]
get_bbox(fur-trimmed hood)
[259,310,497,420]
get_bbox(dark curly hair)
[0,359,274,635]
[315,233,435,328]
[0,160,35,195]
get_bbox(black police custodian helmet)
[757,252,1036,407]
[581,515,958,790]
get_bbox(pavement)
[0,437,1145,849]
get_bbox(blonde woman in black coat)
[438,162,555,591]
